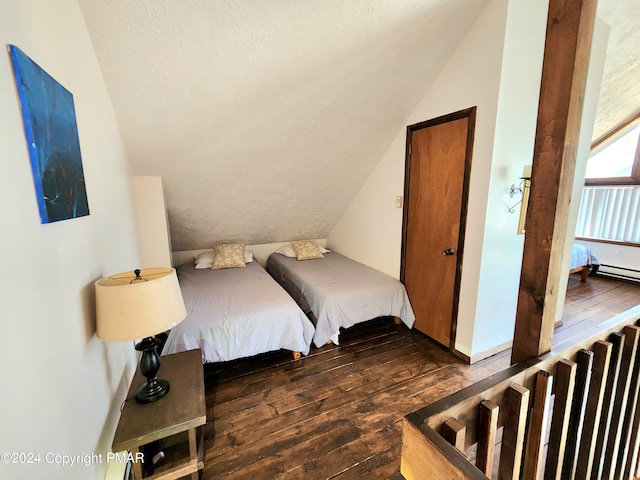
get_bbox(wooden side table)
[112,349,206,479]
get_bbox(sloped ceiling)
[592,0,640,141]
[79,0,639,252]
[79,0,489,251]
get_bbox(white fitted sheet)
[163,261,315,363]
[266,252,415,347]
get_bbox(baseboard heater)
[597,264,640,284]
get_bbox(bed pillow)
[194,251,214,269]
[275,241,330,257]
[291,240,325,261]
[211,243,247,269]
[195,248,253,268]
[275,244,296,258]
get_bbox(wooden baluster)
[624,384,640,479]
[498,384,530,480]
[476,400,499,477]
[618,324,640,478]
[591,332,625,480]
[442,417,467,452]
[522,371,553,480]
[544,359,576,480]
[561,349,593,479]
[602,326,640,479]
[629,320,640,478]
[575,341,612,479]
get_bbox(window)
[575,185,640,244]
[576,114,640,245]
[586,115,640,185]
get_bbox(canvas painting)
[8,44,89,223]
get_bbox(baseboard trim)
[451,348,471,364]
[466,340,513,364]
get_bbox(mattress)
[266,252,415,347]
[162,261,315,363]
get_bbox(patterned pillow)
[211,244,246,269]
[291,240,325,261]
[196,249,253,268]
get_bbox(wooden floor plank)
[209,360,461,462]
[199,276,640,479]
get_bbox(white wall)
[329,0,548,360]
[328,0,507,279]
[133,176,173,268]
[0,1,139,479]
[468,0,549,360]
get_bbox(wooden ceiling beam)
[511,0,598,365]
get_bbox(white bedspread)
[267,252,415,347]
[163,261,315,363]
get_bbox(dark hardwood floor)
[200,275,640,479]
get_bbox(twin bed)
[163,243,415,363]
[570,243,600,281]
[162,260,315,363]
[266,251,415,347]
[163,241,598,364]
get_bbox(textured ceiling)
[79,0,639,252]
[592,0,640,141]
[78,0,489,251]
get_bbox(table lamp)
[95,267,187,403]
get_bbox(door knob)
[443,248,455,256]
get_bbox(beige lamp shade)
[95,267,187,342]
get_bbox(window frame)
[586,112,640,186]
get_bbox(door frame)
[400,106,476,351]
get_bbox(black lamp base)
[135,337,170,404]
[136,378,170,404]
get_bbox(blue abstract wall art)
[8,45,89,224]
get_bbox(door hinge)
[408,144,412,156]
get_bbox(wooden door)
[401,108,475,348]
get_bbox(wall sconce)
[506,165,532,235]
